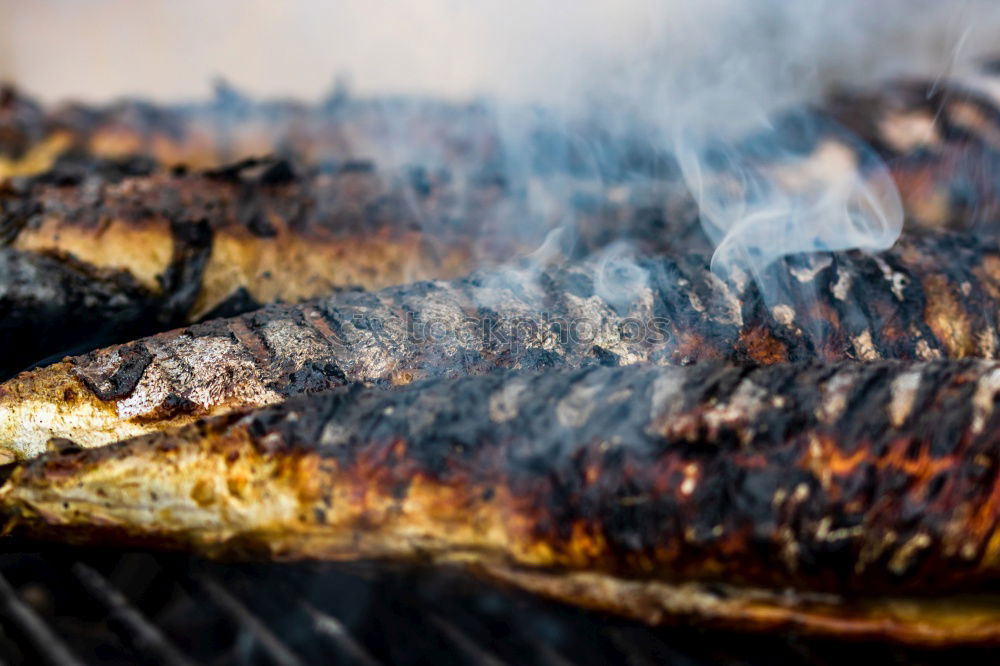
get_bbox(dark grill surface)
[0,543,995,665]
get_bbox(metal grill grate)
[0,541,993,665]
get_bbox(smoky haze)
[2,0,994,105]
[4,0,999,334]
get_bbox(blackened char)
[0,249,157,378]
[5,360,1000,646]
[2,228,998,459]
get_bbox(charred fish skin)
[3,229,1000,459]
[2,153,704,318]
[4,360,1000,644]
[0,153,705,379]
[3,158,484,318]
[0,248,161,380]
[825,72,1000,233]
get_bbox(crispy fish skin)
[2,230,999,459]
[4,361,1000,644]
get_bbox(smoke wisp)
[7,0,1000,347]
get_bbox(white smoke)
[673,118,905,287]
[538,0,980,287]
[5,0,998,288]
[4,1,992,105]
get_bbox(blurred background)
[3,0,1000,109]
[3,5,1000,664]
[0,0,648,104]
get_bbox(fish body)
[0,151,700,376]
[11,74,1000,237]
[0,248,158,380]
[2,230,999,459]
[4,361,1000,644]
[0,86,655,178]
[826,72,1000,233]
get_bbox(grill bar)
[194,573,304,666]
[298,599,385,666]
[427,613,511,666]
[70,562,193,666]
[0,572,83,666]
[528,643,576,666]
[607,627,695,666]
[0,543,988,664]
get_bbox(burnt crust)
[73,342,153,401]
[5,361,1000,644]
[3,228,1000,458]
[0,248,159,378]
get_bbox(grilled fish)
[3,230,999,460]
[3,158,484,317]
[0,248,159,382]
[10,74,1000,239]
[4,360,1000,645]
[0,84,625,178]
[0,159,482,379]
[0,153,698,376]
[826,68,1000,233]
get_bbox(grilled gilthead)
[4,361,1000,645]
[0,248,158,380]
[3,158,483,319]
[0,153,698,377]
[826,69,1000,233]
[2,230,999,460]
[10,72,1000,239]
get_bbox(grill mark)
[301,308,343,348]
[10,360,1000,604]
[227,318,271,365]
[73,342,153,401]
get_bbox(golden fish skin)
[3,229,1000,459]
[3,361,1000,645]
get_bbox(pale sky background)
[5,0,1000,316]
[0,0,649,103]
[2,0,1000,109]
